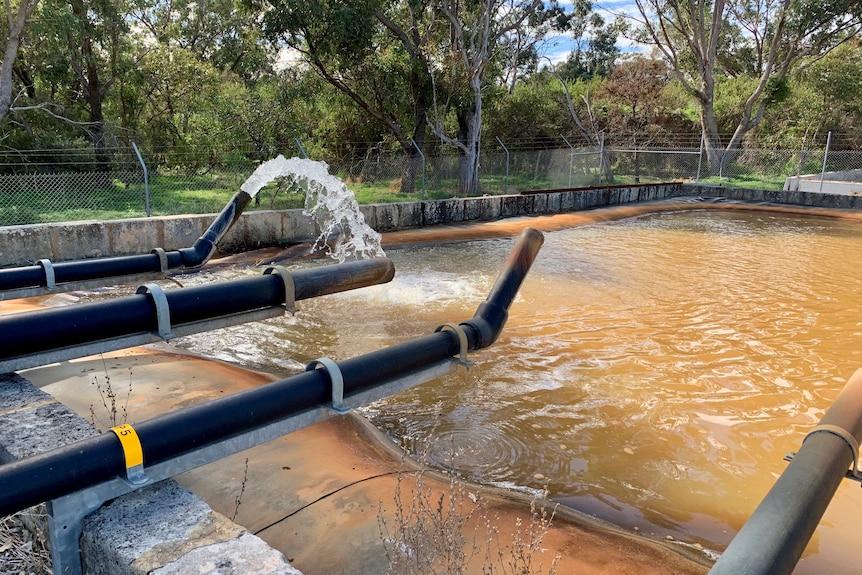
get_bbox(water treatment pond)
[169,208,862,572]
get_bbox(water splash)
[241,155,385,262]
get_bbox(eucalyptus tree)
[754,40,862,149]
[632,0,862,171]
[0,0,40,121]
[128,0,274,84]
[261,0,437,193]
[556,0,620,82]
[22,0,132,164]
[431,0,553,195]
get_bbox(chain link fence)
[1,144,860,227]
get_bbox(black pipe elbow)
[462,301,508,350]
[178,238,216,269]
[178,190,252,268]
[462,227,544,351]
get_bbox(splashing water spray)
[241,155,385,262]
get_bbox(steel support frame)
[4,307,286,374]
[46,361,455,575]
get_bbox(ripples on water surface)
[173,209,862,572]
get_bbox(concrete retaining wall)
[0,372,302,575]
[687,183,862,210]
[0,183,683,267]
[3,181,862,268]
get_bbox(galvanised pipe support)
[0,258,395,360]
[0,190,252,294]
[708,367,862,575]
[0,227,544,517]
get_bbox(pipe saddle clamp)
[435,323,474,369]
[264,266,299,314]
[306,357,348,413]
[37,259,56,290]
[785,423,862,483]
[136,283,174,340]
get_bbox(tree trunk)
[401,149,420,195]
[69,0,111,171]
[699,89,725,177]
[399,96,429,195]
[456,107,481,196]
[0,0,35,121]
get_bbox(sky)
[274,0,650,71]
[540,0,647,65]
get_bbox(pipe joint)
[464,301,509,349]
[178,238,215,269]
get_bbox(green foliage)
[486,74,569,143]
[713,75,759,132]
[0,0,859,190]
[262,0,379,65]
[746,40,862,148]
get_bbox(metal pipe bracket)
[109,423,149,486]
[150,248,169,274]
[785,423,862,483]
[136,283,174,340]
[38,259,56,290]
[435,323,473,369]
[306,357,348,413]
[264,266,299,314]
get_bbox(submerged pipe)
[0,227,544,517]
[0,190,253,293]
[0,258,394,361]
[709,368,862,575]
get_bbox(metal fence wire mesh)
[0,145,860,227]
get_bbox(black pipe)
[0,190,251,293]
[462,227,544,348]
[0,227,544,517]
[708,367,862,575]
[0,258,395,360]
[176,190,252,268]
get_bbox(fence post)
[561,135,574,187]
[598,132,606,184]
[696,132,705,182]
[131,142,150,217]
[409,137,426,200]
[819,131,832,194]
[294,139,309,159]
[495,136,509,194]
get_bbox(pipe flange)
[434,323,473,368]
[136,283,174,340]
[37,259,56,290]
[150,248,169,274]
[263,266,299,314]
[306,357,348,413]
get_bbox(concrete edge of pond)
[0,371,302,574]
[3,182,861,268]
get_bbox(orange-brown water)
[162,205,862,572]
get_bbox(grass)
[379,471,560,575]
[0,512,52,574]
[698,173,787,190]
[0,165,794,227]
[378,430,560,575]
